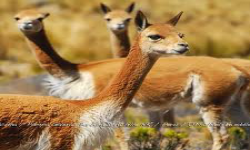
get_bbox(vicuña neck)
[25,29,78,79]
[97,36,158,110]
[110,30,130,58]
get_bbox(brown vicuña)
[0,10,185,149]
[16,9,248,150]
[100,2,134,58]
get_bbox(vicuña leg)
[227,82,250,149]
[148,109,175,131]
[162,109,175,124]
[241,89,250,122]
[226,99,250,150]
[240,90,250,149]
[200,106,229,150]
[227,97,250,132]
[148,111,162,130]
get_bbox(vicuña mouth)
[154,48,188,55]
[173,47,189,54]
[23,26,33,30]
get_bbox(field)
[0,0,250,149]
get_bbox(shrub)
[228,127,248,150]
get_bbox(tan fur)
[0,94,80,149]
[81,56,242,107]
[15,10,246,150]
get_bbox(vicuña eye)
[148,35,162,41]
[106,18,111,21]
[178,33,185,38]
[14,17,20,21]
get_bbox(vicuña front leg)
[200,106,229,150]
[227,97,250,132]
[148,110,162,130]
[162,109,175,124]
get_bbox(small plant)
[130,127,160,150]
[228,127,248,150]
[102,145,112,150]
[129,127,189,150]
[162,129,188,150]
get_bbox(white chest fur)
[73,102,122,150]
[44,72,96,100]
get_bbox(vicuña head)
[135,11,188,56]
[100,2,135,33]
[14,9,77,79]
[100,2,135,58]
[15,9,49,34]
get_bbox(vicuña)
[100,2,134,58]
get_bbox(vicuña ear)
[100,3,111,14]
[135,11,150,32]
[167,11,183,26]
[126,2,135,13]
[42,12,50,19]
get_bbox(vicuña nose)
[117,24,125,29]
[23,23,33,30]
[178,43,188,47]
[177,43,189,54]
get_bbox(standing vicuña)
[16,9,248,150]
[0,10,186,150]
